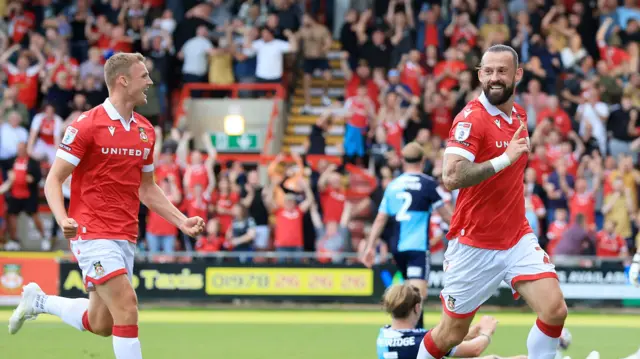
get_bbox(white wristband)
[489,153,511,173]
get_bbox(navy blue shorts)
[393,250,431,281]
[303,58,330,74]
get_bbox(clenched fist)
[60,218,78,239]
[180,217,206,237]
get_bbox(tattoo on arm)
[443,156,496,190]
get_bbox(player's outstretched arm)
[139,171,205,237]
[443,123,529,190]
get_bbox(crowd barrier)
[1,253,638,308]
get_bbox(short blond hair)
[402,142,425,163]
[104,52,145,91]
[382,284,421,319]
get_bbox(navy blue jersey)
[376,326,454,359]
[378,173,443,252]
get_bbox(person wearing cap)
[381,68,413,107]
[360,142,451,329]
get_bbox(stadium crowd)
[0,0,638,263]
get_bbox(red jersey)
[595,231,627,258]
[345,77,379,107]
[383,120,404,153]
[598,40,630,70]
[274,207,304,247]
[31,113,62,146]
[185,163,209,191]
[528,156,553,184]
[185,193,209,221]
[11,157,31,199]
[433,60,467,91]
[569,192,595,227]
[4,64,39,109]
[423,24,439,48]
[57,99,156,243]
[400,62,425,96]
[9,13,34,43]
[196,235,224,252]
[536,109,572,136]
[147,210,177,236]
[345,96,371,129]
[155,162,181,185]
[450,26,477,47]
[444,93,532,250]
[45,56,79,88]
[320,187,346,223]
[213,191,239,234]
[431,106,453,140]
[546,220,567,256]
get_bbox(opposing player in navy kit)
[361,142,451,328]
[378,283,526,359]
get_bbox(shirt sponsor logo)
[454,122,471,141]
[496,141,510,148]
[62,126,78,145]
[101,147,145,157]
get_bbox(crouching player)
[378,283,526,359]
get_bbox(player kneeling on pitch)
[8,52,205,359]
[378,283,525,359]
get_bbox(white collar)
[478,92,517,125]
[102,98,136,131]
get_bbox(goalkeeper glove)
[630,253,640,287]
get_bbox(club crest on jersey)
[93,261,105,277]
[454,122,472,141]
[139,127,148,142]
[447,296,456,311]
[62,126,78,145]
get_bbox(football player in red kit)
[418,45,567,359]
[9,53,205,359]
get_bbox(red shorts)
[440,233,557,318]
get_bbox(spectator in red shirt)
[425,91,453,141]
[340,53,380,105]
[568,177,598,229]
[546,208,569,256]
[529,145,553,184]
[0,142,45,250]
[536,96,573,136]
[433,47,467,91]
[214,176,240,235]
[146,174,181,253]
[444,12,478,48]
[317,164,346,223]
[196,219,225,253]
[596,219,629,258]
[266,179,314,263]
[399,50,425,97]
[0,44,46,111]
[343,84,376,162]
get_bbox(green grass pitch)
[0,309,638,358]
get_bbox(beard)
[483,77,515,106]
